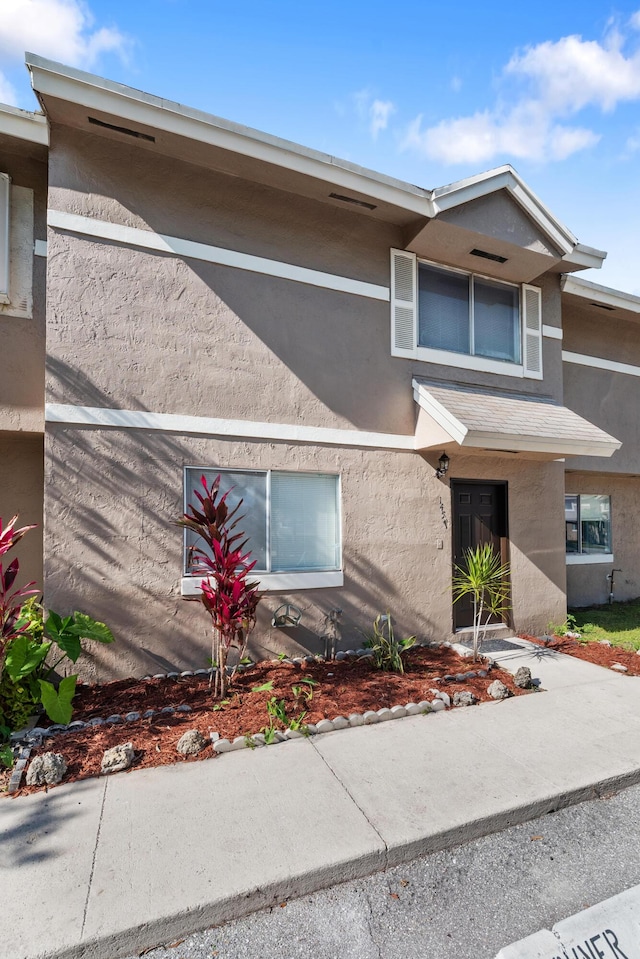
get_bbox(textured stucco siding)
[0,146,47,432]
[566,471,640,607]
[562,305,640,474]
[0,433,44,587]
[43,425,566,680]
[46,126,565,440]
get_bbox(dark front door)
[451,481,508,630]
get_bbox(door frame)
[450,479,511,632]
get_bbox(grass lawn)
[568,599,640,651]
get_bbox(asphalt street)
[124,781,640,959]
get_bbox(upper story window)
[391,250,543,380]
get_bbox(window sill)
[566,553,614,566]
[181,571,344,595]
[415,345,525,378]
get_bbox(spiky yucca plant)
[452,543,511,661]
[176,475,262,698]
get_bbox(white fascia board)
[0,103,48,145]
[45,403,416,451]
[461,430,621,458]
[562,275,640,314]
[412,381,468,445]
[182,571,343,595]
[561,243,607,271]
[27,54,432,218]
[431,165,576,255]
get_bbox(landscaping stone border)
[12,641,500,788]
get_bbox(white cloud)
[630,10,640,30]
[450,75,462,93]
[369,99,395,139]
[351,88,396,140]
[402,20,640,165]
[0,0,130,71]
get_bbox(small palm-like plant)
[452,543,511,661]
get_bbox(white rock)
[404,703,423,716]
[435,691,451,707]
[26,752,67,786]
[213,738,232,753]
[362,711,380,724]
[101,742,135,774]
[176,729,208,755]
[376,708,394,722]
[487,679,510,700]
[348,713,364,726]
[316,719,334,734]
[331,716,350,729]
[430,700,446,712]
[611,662,628,672]
[390,706,407,719]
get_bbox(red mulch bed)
[520,634,640,676]
[9,646,527,797]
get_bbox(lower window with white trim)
[183,467,342,591]
[565,494,612,561]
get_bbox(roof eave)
[25,53,434,218]
[0,102,48,146]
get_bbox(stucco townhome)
[0,54,637,680]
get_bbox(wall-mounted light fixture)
[435,452,450,479]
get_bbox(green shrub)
[363,613,416,674]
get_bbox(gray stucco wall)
[565,471,640,607]
[0,433,44,588]
[46,126,565,440]
[42,124,571,679]
[43,424,566,680]
[563,305,640,474]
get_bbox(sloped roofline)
[25,53,604,266]
[0,101,48,145]
[562,275,640,314]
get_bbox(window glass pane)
[473,278,520,362]
[185,469,267,572]
[270,473,339,572]
[418,263,470,354]
[580,494,611,554]
[565,495,579,552]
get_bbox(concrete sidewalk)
[2,641,640,959]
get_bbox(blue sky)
[1,0,639,292]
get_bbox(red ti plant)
[0,516,38,676]
[176,475,262,698]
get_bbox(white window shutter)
[0,173,10,301]
[390,249,417,358]
[522,284,543,379]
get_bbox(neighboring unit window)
[565,494,611,555]
[418,263,520,364]
[184,468,340,575]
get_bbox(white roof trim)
[26,55,604,266]
[562,275,640,314]
[431,166,579,257]
[26,53,432,218]
[0,102,48,145]
[412,378,621,458]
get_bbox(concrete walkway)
[2,640,640,959]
